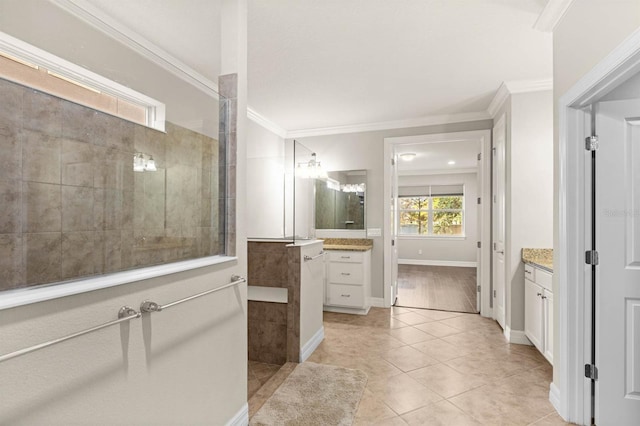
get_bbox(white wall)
[292,119,493,298]
[552,0,640,400]
[0,0,249,424]
[247,120,286,238]
[397,172,478,264]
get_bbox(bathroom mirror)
[315,170,366,230]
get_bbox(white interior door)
[492,114,506,329]
[390,153,399,305]
[594,99,640,424]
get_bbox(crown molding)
[534,0,576,33]
[247,108,288,138]
[487,78,553,117]
[51,0,220,98]
[286,111,491,139]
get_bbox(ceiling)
[3,0,552,135]
[397,140,479,175]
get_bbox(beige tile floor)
[307,307,571,425]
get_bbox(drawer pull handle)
[341,273,351,276]
[340,256,351,259]
[341,294,351,297]
[536,292,542,297]
[525,270,532,274]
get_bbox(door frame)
[556,27,640,424]
[492,114,506,328]
[383,130,492,317]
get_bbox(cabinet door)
[543,289,553,364]
[525,279,543,352]
[328,284,365,308]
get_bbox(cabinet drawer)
[524,264,535,281]
[328,284,365,308]
[328,251,364,263]
[329,262,363,285]
[536,269,552,291]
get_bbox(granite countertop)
[522,248,553,272]
[321,238,374,252]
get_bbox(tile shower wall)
[0,77,223,291]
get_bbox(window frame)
[398,186,465,238]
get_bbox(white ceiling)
[397,140,479,175]
[3,0,552,135]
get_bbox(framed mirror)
[315,170,366,230]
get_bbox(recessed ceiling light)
[448,160,456,165]
[399,153,416,161]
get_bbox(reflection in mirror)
[315,170,366,230]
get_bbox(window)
[399,185,464,236]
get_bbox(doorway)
[558,32,640,425]
[383,130,492,316]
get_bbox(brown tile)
[366,373,442,415]
[0,79,23,124]
[414,321,463,338]
[388,326,438,345]
[412,309,463,321]
[61,101,102,143]
[382,346,439,372]
[61,231,95,279]
[62,186,94,231]
[22,129,61,184]
[93,146,134,190]
[24,232,61,285]
[0,234,23,290]
[23,181,61,232]
[0,179,21,233]
[407,363,487,398]
[94,189,124,231]
[0,122,21,182]
[401,400,481,426]
[410,338,472,362]
[94,230,122,273]
[529,412,572,425]
[248,320,287,365]
[23,89,62,136]
[61,138,94,187]
[392,312,432,326]
[439,314,500,332]
[355,389,397,423]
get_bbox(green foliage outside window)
[399,195,463,236]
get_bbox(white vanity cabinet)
[524,263,553,364]
[323,249,371,315]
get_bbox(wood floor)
[396,265,477,313]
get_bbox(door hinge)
[585,250,599,266]
[477,241,481,249]
[493,242,497,250]
[585,364,598,380]
[492,147,496,153]
[493,290,497,298]
[391,158,396,166]
[477,285,481,292]
[477,197,481,204]
[477,153,482,161]
[391,239,395,246]
[585,135,599,151]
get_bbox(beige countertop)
[522,248,553,272]
[321,238,373,252]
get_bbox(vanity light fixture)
[296,153,328,179]
[133,152,158,172]
[448,160,456,165]
[399,153,416,161]
[326,178,341,191]
[341,183,366,193]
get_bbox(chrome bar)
[0,306,141,364]
[140,275,246,313]
[303,251,325,262]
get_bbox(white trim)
[534,0,576,32]
[300,326,325,362]
[504,326,533,345]
[398,167,477,176]
[487,79,554,118]
[52,0,220,99]
[557,26,640,425]
[398,259,476,268]
[398,236,466,241]
[369,297,385,308]
[316,229,368,239]
[247,108,287,138]
[0,30,166,131]
[323,305,371,316]
[287,111,491,139]
[225,403,248,426]
[0,256,238,311]
[550,382,562,415]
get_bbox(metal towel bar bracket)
[303,251,325,262]
[0,306,141,364]
[140,275,246,313]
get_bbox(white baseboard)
[369,297,385,308]
[398,259,477,268]
[323,305,371,316]
[225,402,248,426]
[300,326,325,362]
[549,382,562,417]
[504,326,532,345]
